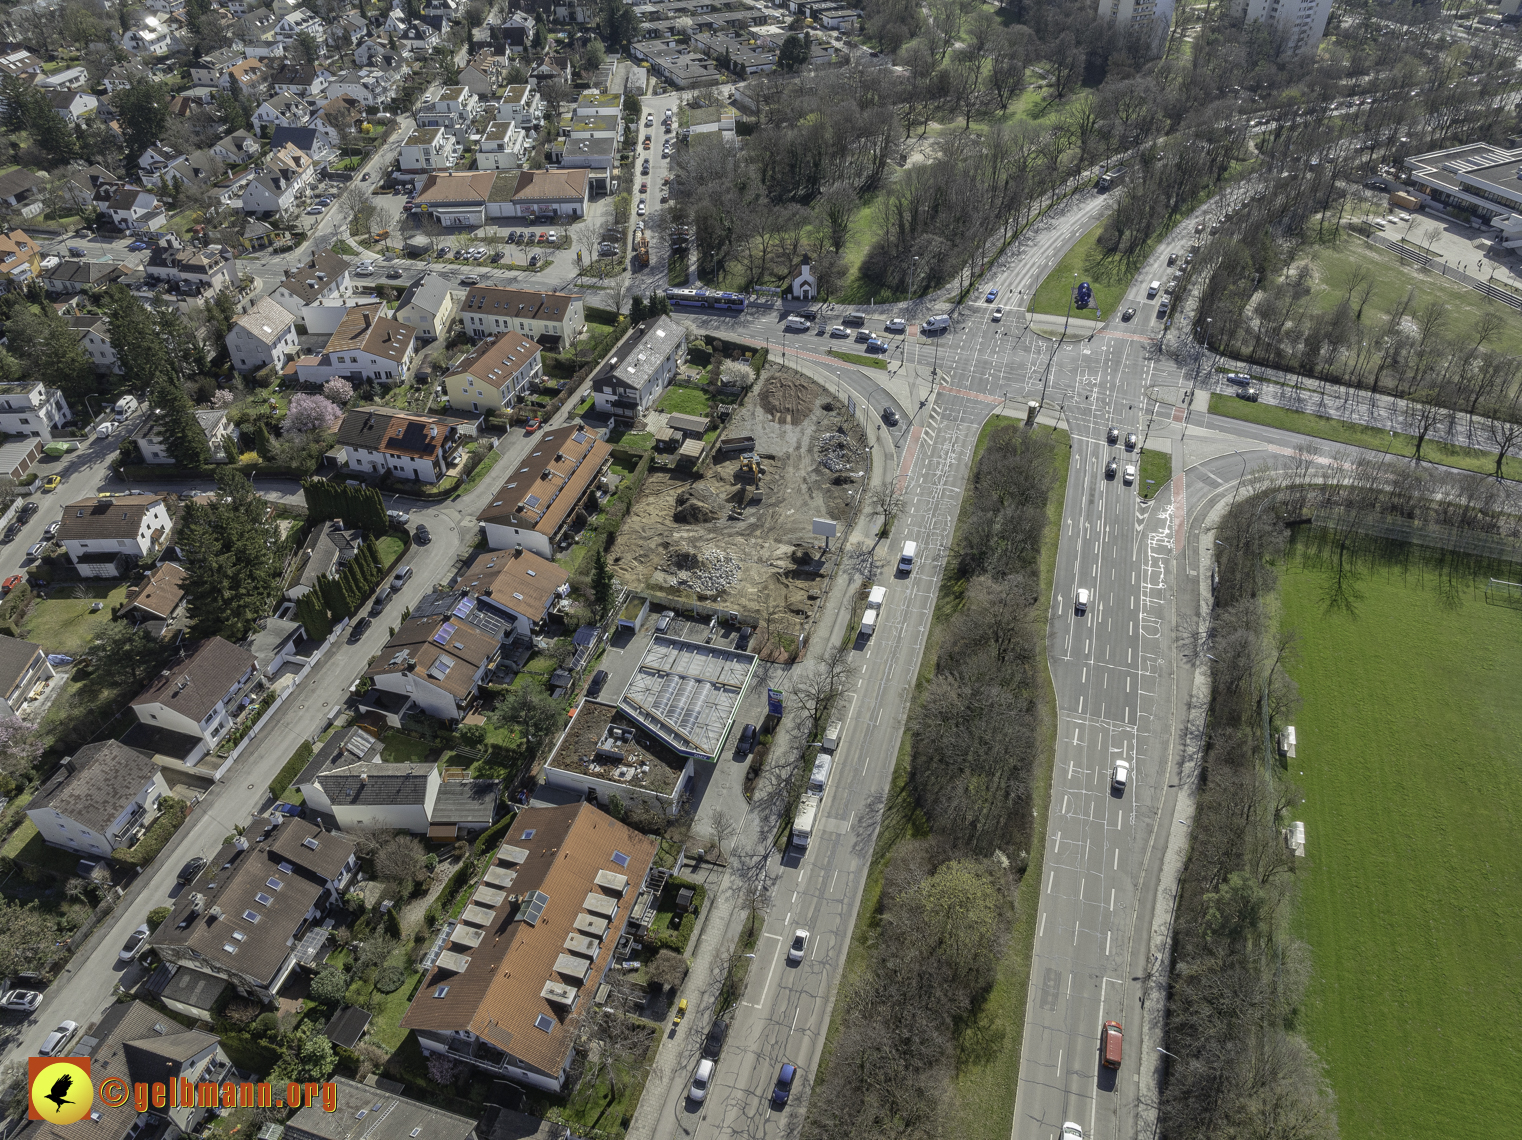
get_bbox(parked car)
[787,929,809,963]
[118,923,150,962]
[2,523,19,543]
[2,575,21,594]
[689,1059,714,1102]
[736,723,757,754]
[177,856,206,884]
[414,525,431,545]
[702,1018,728,1059]
[26,541,48,559]
[39,1020,78,1056]
[41,475,61,492]
[17,501,36,522]
[347,616,372,643]
[0,989,41,1013]
[524,417,542,434]
[884,317,906,333]
[369,588,392,616]
[42,521,59,538]
[387,509,411,526]
[588,669,608,697]
[771,1063,796,1107]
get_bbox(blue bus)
[665,287,747,312]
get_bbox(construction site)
[607,368,868,644]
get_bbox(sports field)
[1279,553,1522,1140]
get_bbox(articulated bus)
[664,287,747,312]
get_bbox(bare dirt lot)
[609,368,866,638]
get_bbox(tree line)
[803,424,1060,1137]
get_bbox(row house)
[294,305,416,387]
[475,120,528,172]
[496,83,543,130]
[458,49,505,99]
[445,330,543,415]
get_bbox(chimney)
[362,310,372,328]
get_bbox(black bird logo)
[43,1074,75,1115]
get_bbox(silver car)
[40,1020,78,1056]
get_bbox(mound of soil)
[672,484,726,524]
[759,369,818,425]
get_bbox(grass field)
[1206,394,1522,481]
[1029,220,1129,320]
[1287,237,1522,359]
[20,582,129,657]
[1137,447,1171,499]
[1279,551,1522,1140]
[656,384,711,416]
[829,349,888,370]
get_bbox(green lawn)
[656,384,711,417]
[608,429,654,451]
[1207,394,1522,481]
[376,534,406,571]
[1137,447,1171,500]
[1029,219,1130,320]
[20,583,130,657]
[2,819,88,876]
[829,349,888,370]
[380,733,434,765]
[460,447,502,494]
[1280,552,1522,1140]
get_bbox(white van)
[866,585,886,610]
[809,752,832,795]
[96,421,117,437]
[860,608,878,636]
[1146,280,1161,299]
[921,314,950,332]
[898,541,917,573]
[113,395,139,415]
[785,315,810,331]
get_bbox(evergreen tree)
[360,487,387,536]
[318,574,351,620]
[116,81,170,168]
[179,469,284,640]
[362,537,386,583]
[156,307,210,379]
[295,590,332,641]
[339,562,366,610]
[591,549,616,619]
[101,285,174,394]
[301,478,334,521]
[253,421,274,461]
[150,373,211,467]
[353,542,380,588]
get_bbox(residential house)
[285,519,364,601]
[364,611,501,722]
[58,164,121,212]
[509,168,589,218]
[227,296,301,372]
[573,91,621,122]
[269,59,328,98]
[268,124,333,164]
[459,547,569,640]
[411,170,506,226]
[56,494,174,578]
[310,94,365,148]
[102,61,148,92]
[133,408,235,464]
[459,286,585,348]
[253,93,312,130]
[104,185,167,231]
[0,47,43,83]
[148,818,358,1001]
[417,85,481,139]
[284,1078,479,1140]
[213,129,262,163]
[138,142,183,184]
[122,16,176,54]
[129,635,260,755]
[475,119,528,172]
[242,171,303,217]
[0,168,42,216]
[0,635,56,719]
[352,39,399,67]
[420,0,462,29]
[66,313,123,376]
[563,114,622,147]
[499,11,535,50]
[401,802,658,1091]
[47,90,97,121]
[558,137,617,195]
[267,139,317,183]
[395,272,458,342]
[191,47,244,85]
[14,1001,234,1140]
[293,726,499,836]
[144,239,240,294]
[44,257,128,294]
[34,65,90,92]
[326,66,401,108]
[334,406,466,482]
[0,228,42,291]
[458,50,505,98]
[238,8,287,56]
[394,20,441,55]
[223,57,268,98]
[496,84,542,130]
[157,149,223,189]
[476,424,612,558]
[0,380,70,434]
[294,306,416,387]
[269,248,352,318]
[327,12,370,49]
[275,6,327,42]
[528,53,573,85]
[632,41,724,88]
[589,315,686,425]
[397,126,462,175]
[444,331,542,415]
[25,740,169,856]
[121,561,189,624]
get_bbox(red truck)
[1101,1021,1123,1069]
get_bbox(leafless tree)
[578,975,654,1101]
[709,809,736,863]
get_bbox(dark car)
[736,627,751,651]
[737,723,757,755]
[176,856,206,884]
[2,523,20,543]
[702,1019,728,1060]
[588,669,608,697]
[1107,426,1119,444]
[771,1063,796,1107]
[881,406,899,427]
[1105,458,1118,479]
[798,309,818,321]
[347,616,372,642]
[18,500,37,521]
[414,525,431,545]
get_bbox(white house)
[332,406,465,481]
[129,636,260,754]
[56,494,173,578]
[364,613,501,722]
[326,67,402,108]
[476,424,612,559]
[269,248,352,320]
[416,85,480,139]
[293,726,499,836]
[475,120,527,172]
[104,185,166,231]
[0,379,71,435]
[0,635,57,719]
[122,17,175,54]
[65,314,123,377]
[275,6,326,42]
[397,126,461,174]
[589,315,686,425]
[789,252,817,300]
[26,741,170,857]
[135,409,236,464]
[227,296,301,372]
[242,172,303,216]
[48,90,97,122]
[444,330,542,415]
[253,94,311,130]
[213,130,261,164]
[459,285,585,348]
[395,273,458,342]
[496,84,543,130]
[295,306,417,387]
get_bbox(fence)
[1486,578,1522,607]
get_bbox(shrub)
[374,964,407,993]
[146,905,171,930]
[222,998,262,1026]
[269,742,313,799]
[252,1012,281,1040]
[309,965,349,1006]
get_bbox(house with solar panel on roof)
[293,725,499,838]
[363,610,503,723]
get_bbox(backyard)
[16,581,129,657]
[655,384,712,417]
[1279,548,1522,1140]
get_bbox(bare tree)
[578,976,654,1101]
[710,809,736,863]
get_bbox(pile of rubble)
[818,430,865,473]
[665,547,742,595]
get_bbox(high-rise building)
[1097,0,1177,36]
[1231,0,1335,56]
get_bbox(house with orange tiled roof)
[364,611,501,721]
[459,547,568,639]
[335,406,473,484]
[444,330,543,415]
[476,423,612,558]
[401,802,658,1091]
[294,304,417,387]
[508,168,589,219]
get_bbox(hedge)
[111,797,189,868]
[649,912,697,953]
[269,741,314,799]
[585,304,621,325]
[751,347,768,375]
[472,809,520,857]
[686,340,712,366]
